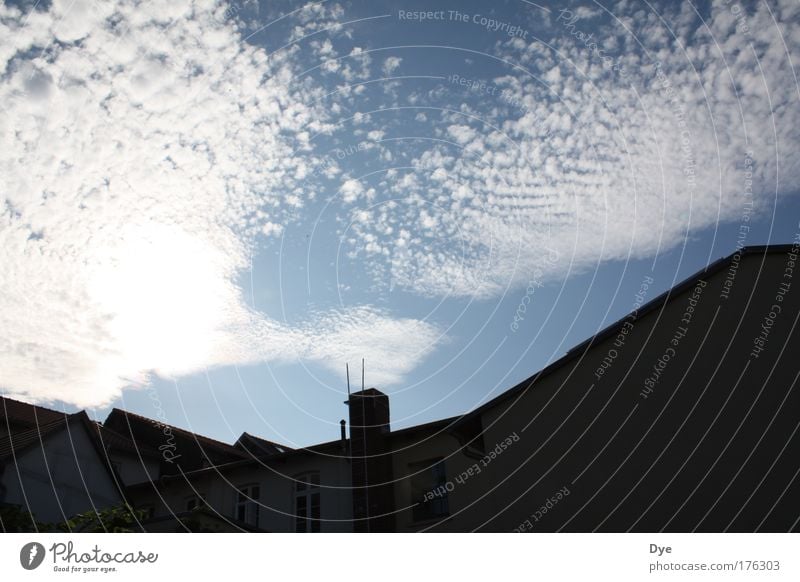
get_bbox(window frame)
[293,472,321,532]
[234,483,261,527]
[408,457,450,523]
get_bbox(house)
[383,243,800,532]
[125,426,352,532]
[104,408,249,475]
[93,422,162,487]
[124,244,800,532]
[0,404,126,528]
[2,243,798,532]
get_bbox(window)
[235,484,260,526]
[409,458,449,522]
[294,472,321,532]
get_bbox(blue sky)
[2,0,799,447]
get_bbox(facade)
[1,244,798,532]
[0,410,125,526]
[126,439,353,532]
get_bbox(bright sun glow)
[87,224,237,382]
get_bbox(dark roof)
[104,408,249,473]
[565,245,790,357]
[106,408,246,456]
[357,244,797,443]
[125,436,347,487]
[455,243,796,422]
[0,395,68,430]
[0,408,133,504]
[382,415,455,440]
[235,432,292,457]
[0,409,123,476]
[94,423,161,459]
[0,415,72,460]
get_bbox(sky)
[1,0,799,447]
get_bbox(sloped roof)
[0,415,72,460]
[0,410,114,466]
[0,395,68,430]
[0,409,130,506]
[235,432,292,457]
[106,408,246,456]
[104,408,249,472]
[453,244,796,422]
[125,436,346,487]
[350,244,799,446]
[93,422,161,459]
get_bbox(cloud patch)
[0,0,440,407]
[338,0,800,298]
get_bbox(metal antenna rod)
[361,357,369,532]
[346,363,351,398]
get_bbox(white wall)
[135,451,353,532]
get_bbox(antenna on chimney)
[360,356,369,532]
[346,363,351,398]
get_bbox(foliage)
[0,502,147,533]
[0,503,44,532]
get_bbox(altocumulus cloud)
[0,0,441,407]
[341,0,800,298]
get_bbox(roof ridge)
[94,421,161,457]
[0,395,69,425]
[108,408,247,455]
[458,241,798,422]
[0,414,75,459]
[239,431,293,449]
[0,394,66,410]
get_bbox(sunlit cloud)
[2,0,797,408]
[0,0,440,407]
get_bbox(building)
[2,244,799,532]
[0,405,126,528]
[383,244,800,532]
[127,438,353,532]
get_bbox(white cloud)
[382,56,402,76]
[0,0,440,407]
[340,0,800,298]
[340,178,365,202]
[298,307,442,386]
[5,0,798,408]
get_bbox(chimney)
[339,419,347,450]
[348,388,390,434]
[347,388,394,532]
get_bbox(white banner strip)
[1,533,798,581]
